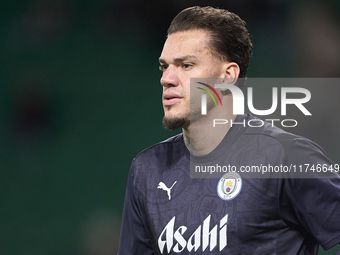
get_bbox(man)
[118,6,340,255]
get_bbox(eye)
[182,63,193,70]
[159,65,168,72]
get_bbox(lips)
[163,92,183,106]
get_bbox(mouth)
[163,93,182,106]
[163,97,182,106]
[163,91,182,106]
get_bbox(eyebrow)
[159,55,198,64]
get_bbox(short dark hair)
[168,6,253,79]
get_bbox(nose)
[160,65,179,88]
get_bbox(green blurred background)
[0,0,339,254]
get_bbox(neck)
[183,100,236,156]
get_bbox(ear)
[222,62,240,84]
[219,62,240,95]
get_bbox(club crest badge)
[217,172,242,201]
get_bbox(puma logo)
[157,181,177,200]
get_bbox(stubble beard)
[162,115,189,130]
[162,103,204,130]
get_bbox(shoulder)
[128,133,188,196]
[242,114,325,156]
[134,133,184,161]
[130,133,186,175]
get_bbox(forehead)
[160,29,213,61]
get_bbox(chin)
[162,115,188,130]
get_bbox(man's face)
[159,29,226,130]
